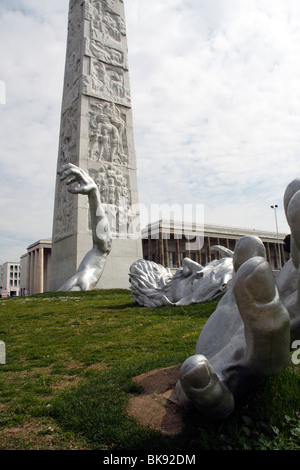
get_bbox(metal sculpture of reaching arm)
[175,176,300,421]
[57,163,112,291]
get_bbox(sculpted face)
[171,257,234,304]
[129,246,234,307]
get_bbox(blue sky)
[1,0,300,264]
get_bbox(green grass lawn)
[0,289,299,451]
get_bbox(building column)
[197,248,201,264]
[274,243,279,269]
[280,243,285,265]
[175,238,180,267]
[159,230,164,265]
[39,247,44,293]
[34,249,39,294]
[29,251,34,295]
[266,242,271,265]
[207,237,211,263]
[155,238,159,264]
[26,252,31,295]
[185,235,191,260]
[164,237,169,267]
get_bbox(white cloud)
[0,1,68,264]
[126,0,300,235]
[1,0,300,266]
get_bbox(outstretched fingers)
[286,189,300,268]
[59,164,84,182]
[58,164,95,194]
[233,256,291,376]
[58,163,80,176]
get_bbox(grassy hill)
[0,289,299,451]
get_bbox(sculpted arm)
[57,164,112,291]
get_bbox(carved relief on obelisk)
[50,0,142,291]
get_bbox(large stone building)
[16,220,289,295]
[141,220,288,273]
[0,262,21,297]
[20,239,52,296]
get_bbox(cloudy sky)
[1,0,300,264]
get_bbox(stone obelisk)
[50,0,142,291]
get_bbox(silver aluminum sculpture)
[129,246,234,307]
[57,163,112,291]
[175,178,300,420]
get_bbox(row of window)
[145,251,212,268]
[168,251,214,268]
[10,272,20,279]
[146,248,281,270]
[10,265,20,271]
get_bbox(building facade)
[20,239,52,296]
[141,220,288,273]
[0,262,21,297]
[15,221,288,295]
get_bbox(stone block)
[0,341,6,365]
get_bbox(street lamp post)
[270,204,282,270]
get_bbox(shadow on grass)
[98,302,140,310]
[49,355,300,451]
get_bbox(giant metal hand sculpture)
[175,178,300,420]
[276,177,300,342]
[57,163,112,291]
